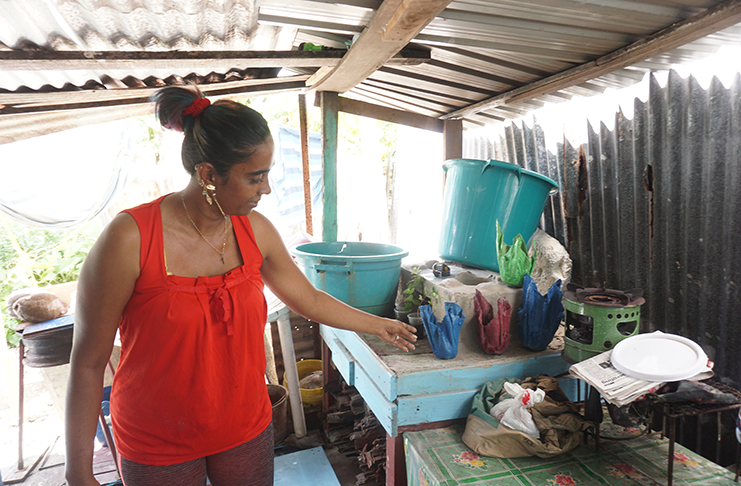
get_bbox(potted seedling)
[395,267,440,338]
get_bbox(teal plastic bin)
[438,159,558,272]
[291,242,409,316]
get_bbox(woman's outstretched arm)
[252,212,417,350]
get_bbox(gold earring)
[199,179,214,205]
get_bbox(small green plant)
[1,216,101,346]
[398,267,440,313]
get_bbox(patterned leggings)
[119,422,274,486]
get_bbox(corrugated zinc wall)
[463,69,741,462]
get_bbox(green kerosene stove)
[563,283,645,363]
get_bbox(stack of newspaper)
[569,350,664,407]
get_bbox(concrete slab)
[275,446,341,486]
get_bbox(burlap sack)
[462,377,593,458]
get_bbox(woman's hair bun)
[150,84,205,133]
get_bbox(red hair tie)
[183,97,211,117]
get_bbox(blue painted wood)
[394,353,570,396]
[558,375,580,402]
[351,360,399,437]
[397,389,478,425]
[327,336,356,386]
[322,324,573,438]
[320,92,338,242]
[322,327,398,435]
[322,327,397,399]
[274,447,341,486]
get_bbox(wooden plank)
[0,50,346,71]
[397,388,476,426]
[325,335,357,387]
[322,326,398,401]
[0,77,308,115]
[0,48,429,71]
[314,0,452,93]
[393,352,570,397]
[444,0,741,119]
[386,433,405,486]
[298,93,314,236]
[337,96,444,132]
[324,331,399,436]
[443,118,462,160]
[320,92,339,242]
[351,359,399,437]
[0,75,310,106]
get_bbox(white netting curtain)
[0,119,138,229]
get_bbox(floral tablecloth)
[404,423,738,485]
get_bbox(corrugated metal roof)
[0,0,295,91]
[1,0,741,132]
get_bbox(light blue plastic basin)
[438,159,558,272]
[291,241,409,316]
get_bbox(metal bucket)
[268,384,288,445]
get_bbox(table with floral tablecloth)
[404,423,737,485]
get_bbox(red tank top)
[110,196,271,464]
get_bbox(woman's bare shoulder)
[84,211,141,272]
[246,210,283,257]
[247,210,279,236]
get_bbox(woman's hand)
[377,318,418,352]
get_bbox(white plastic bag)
[490,382,545,439]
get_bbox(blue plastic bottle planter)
[517,275,564,352]
[420,303,465,359]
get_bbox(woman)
[64,85,417,486]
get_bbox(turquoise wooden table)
[321,324,573,486]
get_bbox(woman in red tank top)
[64,85,417,486]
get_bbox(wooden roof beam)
[0,76,309,115]
[0,49,429,71]
[336,95,444,132]
[311,0,452,93]
[443,0,741,120]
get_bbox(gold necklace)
[181,192,229,264]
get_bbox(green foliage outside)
[0,216,102,346]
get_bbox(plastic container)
[96,385,113,447]
[283,359,323,407]
[291,241,408,316]
[610,331,708,382]
[438,159,558,272]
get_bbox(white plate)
[611,331,708,382]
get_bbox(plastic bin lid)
[610,331,708,382]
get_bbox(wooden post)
[277,312,307,438]
[443,118,463,162]
[320,92,339,242]
[263,322,278,385]
[298,94,313,236]
[18,339,24,471]
[443,119,463,194]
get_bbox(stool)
[15,316,120,481]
